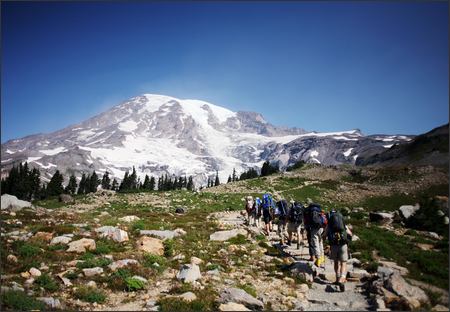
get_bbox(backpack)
[254,198,262,216]
[289,202,304,224]
[275,200,288,217]
[327,211,347,245]
[310,204,328,228]
[262,193,273,211]
[245,197,254,213]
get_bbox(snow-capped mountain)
[1,94,413,185]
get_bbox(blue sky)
[2,1,448,143]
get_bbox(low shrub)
[74,286,106,303]
[143,253,167,272]
[35,273,59,292]
[163,239,174,257]
[125,277,146,291]
[0,290,45,310]
[228,234,247,245]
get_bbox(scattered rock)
[57,273,73,286]
[83,267,103,277]
[59,194,74,204]
[219,287,264,310]
[176,263,202,283]
[86,281,97,288]
[369,212,394,224]
[108,259,139,271]
[178,291,197,302]
[38,297,62,309]
[140,228,186,240]
[95,226,129,243]
[7,254,18,264]
[136,236,164,255]
[398,204,420,220]
[378,260,409,276]
[416,243,434,251]
[385,271,429,309]
[119,215,140,222]
[218,302,251,311]
[21,271,31,278]
[432,304,450,311]
[423,231,443,240]
[173,254,185,261]
[50,235,72,245]
[33,231,54,242]
[67,238,96,253]
[347,268,370,280]
[1,194,32,211]
[288,261,314,283]
[210,229,248,241]
[29,267,42,277]
[175,207,187,214]
[191,257,203,265]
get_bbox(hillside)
[356,124,449,168]
[1,164,448,311]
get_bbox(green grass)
[163,239,174,257]
[237,283,257,298]
[158,286,218,311]
[32,197,68,209]
[94,239,125,254]
[0,290,45,310]
[227,234,247,244]
[14,241,42,258]
[143,253,167,273]
[76,256,112,269]
[351,225,448,289]
[74,286,106,303]
[125,277,146,291]
[35,273,59,292]
[357,192,416,212]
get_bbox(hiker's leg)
[339,244,349,282]
[339,261,347,283]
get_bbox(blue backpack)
[262,193,273,211]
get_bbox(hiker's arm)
[345,225,353,236]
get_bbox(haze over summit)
[1,1,448,143]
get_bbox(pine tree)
[119,171,129,191]
[232,168,237,182]
[78,173,87,195]
[101,171,111,190]
[66,174,78,195]
[149,176,155,191]
[227,175,231,183]
[89,171,99,193]
[142,175,150,190]
[111,178,118,191]
[47,170,64,196]
[187,176,194,191]
[29,168,41,200]
[214,171,220,186]
[129,167,138,189]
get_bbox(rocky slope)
[1,94,414,185]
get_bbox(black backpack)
[327,211,347,245]
[276,200,288,217]
[289,202,304,224]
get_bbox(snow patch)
[34,161,57,169]
[39,147,67,156]
[353,155,359,161]
[383,144,393,149]
[343,148,354,157]
[5,149,15,154]
[118,120,138,132]
[27,156,42,162]
[310,150,319,157]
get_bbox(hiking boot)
[297,243,300,249]
[287,240,292,246]
[338,282,345,292]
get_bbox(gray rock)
[288,261,314,283]
[399,204,420,220]
[59,194,74,204]
[175,207,187,214]
[1,194,32,211]
[83,267,103,277]
[118,215,140,222]
[219,287,264,310]
[38,297,61,309]
[108,259,139,271]
[176,263,201,283]
[50,236,72,245]
[140,228,186,240]
[369,212,394,224]
[210,229,248,241]
[385,271,429,309]
[67,238,96,253]
[131,275,148,284]
[95,226,129,242]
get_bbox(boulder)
[178,292,197,302]
[7,254,18,264]
[219,302,251,311]
[136,236,164,255]
[288,261,314,283]
[59,194,74,204]
[95,226,129,243]
[131,275,148,284]
[385,271,429,309]
[399,204,420,220]
[83,267,103,277]
[369,212,394,224]
[378,261,409,276]
[1,194,32,211]
[190,257,203,265]
[33,232,53,242]
[86,281,97,288]
[38,297,62,309]
[176,263,202,283]
[140,228,186,240]
[50,236,72,245]
[423,232,443,240]
[175,207,187,214]
[219,287,264,310]
[29,267,42,277]
[118,215,141,222]
[108,259,139,271]
[67,238,96,253]
[210,229,248,241]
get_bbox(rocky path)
[216,211,372,311]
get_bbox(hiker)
[262,193,274,235]
[287,201,304,249]
[275,198,289,245]
[252,197,262,227]
[305,202,327,267]
[326,209,353,292]
[244,196,254,225]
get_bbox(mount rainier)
[1,94,413,185]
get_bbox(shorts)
[330,244,349,262]
[263,214,272,224]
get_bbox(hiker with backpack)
[305,202,327,267]
[287,201,304,249]
[326,209,353,292]
[252,197,262,227]
[262,193,274,235]
[244,196,254,225]
[275,198,289,245]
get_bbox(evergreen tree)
[214,171,220,186]
[143,175,150,190]
[129,167,138,189]
[227,175,231,183]
[187,176,194,191]
[66,174,78,195]
[89,171,99,193]
[232,168,237,182]
[119,171,129,191]
[101,171,111,190]
[149,176,156,191]
[111,178,118,191]
[39,183,48,200]
[78,173,87,195]
[47,170,64,196]
[29,168,41,200]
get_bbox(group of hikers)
[244,194,353,292]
